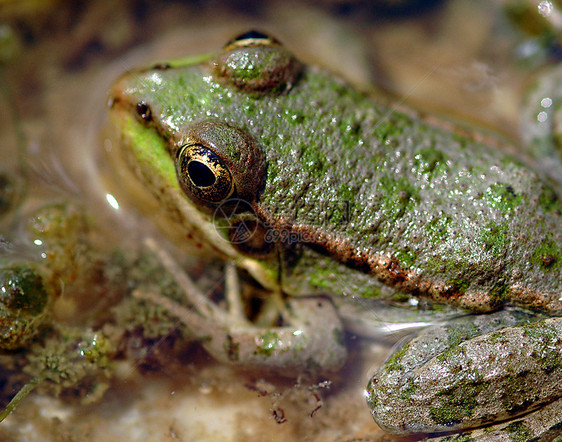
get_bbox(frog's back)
[250,67,562,312]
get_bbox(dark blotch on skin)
[225,334,240,362]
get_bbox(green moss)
[451,132,469,149]
[429,376,490,426]
[389,290,411,303]
[384,342,410,372]
[302,256,382,299]
[108,250,198,341]
[500,363,536,413]
[483,183,523,215]
[445,278,471,295]
[489,283,509,304]
[538,186,561,213]
[372,112,410,142]
[530,235,561,271]
[24,325,115,398]
[400,379,418,401]
[26,203,91,283]
[376,175,421,221]
[254,331,282,358]
[339,119,362,141]
[439,435,474,442]
[0,264,48,316]
[0,264,50,350]
[324,187,355,225]
[480,222,509,258]
[77,332,112,367]
[503,421,533,442]
[363,284,383,299]
[307,266,341,290]
[425,214,452,245]
[415,145,447,174]
[395,247,417,268]
[299,142,327,176]
[522,321,561,372]
[436,343,465,365]
[487,330,508,345]
[429,403,465,427]
[445,323,479,349]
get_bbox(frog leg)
[134,238,347,371]
[366,310,562,435]
[223,261,246,323]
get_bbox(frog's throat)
[165,191,279,291]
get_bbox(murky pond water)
[0,0,560,440]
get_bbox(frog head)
[108,31,318,291]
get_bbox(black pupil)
[188,161,216,187]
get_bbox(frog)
[106,30,562,437]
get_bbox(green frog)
[107,31,562,437]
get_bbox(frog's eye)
[214,30,303,95]
[223,30,280,50]
[176,144,234,204]
[175,121,266,210]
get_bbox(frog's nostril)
[136,101,152,122]
[188,161,216,187]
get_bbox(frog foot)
[366,311,562,435]
[134,238,347,371]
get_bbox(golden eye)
[174,121,266,210]
[176,143,234,204]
